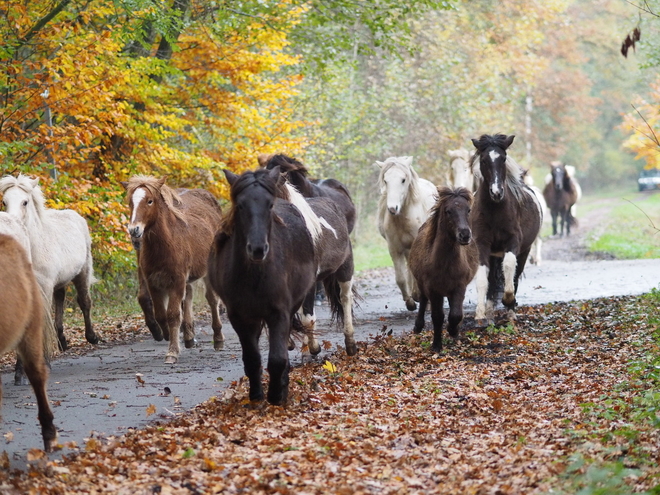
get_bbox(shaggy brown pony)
[409,187,478,352]
[122,175,224,364]
[0,234,57,451]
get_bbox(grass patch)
[586,192,660,259]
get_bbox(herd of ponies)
[0,133,581,450]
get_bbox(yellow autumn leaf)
[322,360,337,373]
[146,404,157,417]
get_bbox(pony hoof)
[345,342,358,356]
[14,374,28,387]
[58,339,68,352]
[149,330,164,342]
[309,344,322,356]
[405,300,417,311]
[164,355,178,364]
[184,338,197,349]
[86,334,99,345]
[413,323,424,334]
[502,293,516,306]
[213,340,225,351]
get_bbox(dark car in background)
[638,168,660,191]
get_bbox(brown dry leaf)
[146,404,157,417]
[0,451,8,469]
[26,449,45,461]
[3,432,13,444]
[135,373,145,386]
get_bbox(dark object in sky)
[621,27,641,58]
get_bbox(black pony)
[469,134,542,324]
[208,167,355,405]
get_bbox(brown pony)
[543,161,579,236]
[409,187,479,351]
[122,176,224,364]
[0,234,57,451]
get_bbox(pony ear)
[448,150,459,158]
[120,181,128,190]
[257,153,272,168]
[268,165,285,186]
[29,177,40,188]
[503,135,515,149]
[470,138,481,150]
[157,176,167,188]
[373,160,385,169]
[223,169,239,186]
[402,156,413,167]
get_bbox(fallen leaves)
[2,294,660,494]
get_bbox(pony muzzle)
[387,205,400,215]
[128,225,143,239]
[457,229,472,245]
[247,242,269,262]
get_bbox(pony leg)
[16,317,58,452]
[53,286,67,351]
[150,289,170,341]
[265,312,291,405]
[234,321,264,402]
[138,270,163,341]
[72,272,98,345]
[391,249,416,311]
[430,294,446,352]
[447,290,466,339]
[339,280,357,356]
[551,210,558,236]
[413,295,428,334]
[14,357,28,386]
[501,252,518,307]
[181,283,195,349]
[474,264,489,322]
[164,285,185,364]
[300,290,321,355]
[204,276,224,351]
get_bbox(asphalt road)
[1,254,659,470]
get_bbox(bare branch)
[631,104,660,147]
[625,0,660,17]
[623,198,659,234]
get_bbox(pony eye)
[147,200,153,205]
[401,178,406,184]
[22,200,27,206]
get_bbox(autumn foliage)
[0,1,308,270]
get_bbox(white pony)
[375,156,437,310]
[448,148,476,192]
[0,174,99,352]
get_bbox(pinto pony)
[469,134,542,323]
[208,167,356,405]
[0,234,57,451]
[123,176,224,364]
[543,162,579,236]
[260,154,357,351]
[409,187,479,352]
[375,156,437,311]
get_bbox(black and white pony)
[469,134,543,324]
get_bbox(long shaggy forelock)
[223,169,288,235]
[0,174,46,216]
[378,158,421,203]
[125,175,186,223]
[265,154,309,177]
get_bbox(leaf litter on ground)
[1,293,659,494]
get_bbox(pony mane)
[377,157,423,205]
[264,154,310,177]
[125,175,186,224]
[0,174,47,218]
[426,186,473,240]
[284,183,322,244]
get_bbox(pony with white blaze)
[469,134,542,324]
[0,174,99,352]
[375,156,437,311]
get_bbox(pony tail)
[322,275,344,328]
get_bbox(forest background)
[1,0,659,297]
